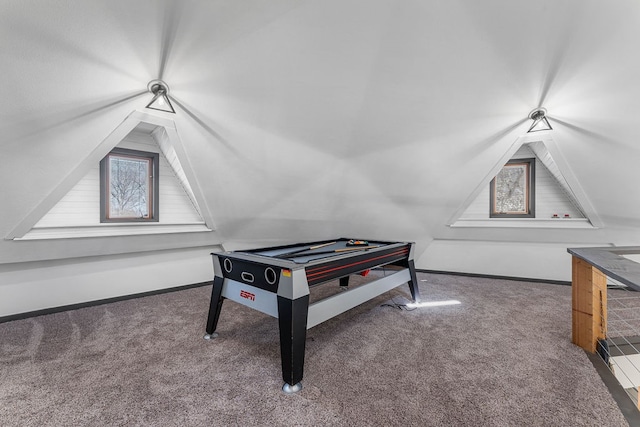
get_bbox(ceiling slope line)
[538,135,603,228]
[158,125,217,232]
[4,111,144,240]
[6,110,215,240]
[527,140,585,217]
[446,135,525,226]
[447,132,602,228]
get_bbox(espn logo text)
[240,290,255,301]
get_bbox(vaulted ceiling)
[2,0,640,265]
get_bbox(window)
[100,148,159,222]
[490,158,535,218]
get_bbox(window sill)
[13,223,213,240]
[450,218,596,229]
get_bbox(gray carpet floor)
[0,271,629,426]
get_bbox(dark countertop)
[567,246,640,291]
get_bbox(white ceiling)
[1,0,640,263]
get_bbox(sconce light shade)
[146,80,175,113]
[527,107,552,132]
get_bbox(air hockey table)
[203,238,421,392]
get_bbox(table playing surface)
[236,238,397,264]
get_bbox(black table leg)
[407,259,421,303]
[339,276,350,288]
[277,294,310,393]
[204,276,225,339]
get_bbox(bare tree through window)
[109,155,150,218]
[490,158,535,218]
[100,148,159,222]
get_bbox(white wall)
[417,240,583,281]
[0,247,217,318]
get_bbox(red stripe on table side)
[305,248,409,280]
[307,253,406,282]
[305,247,408,274]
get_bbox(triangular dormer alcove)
[448,134,601,229]
[8,111,215,240]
